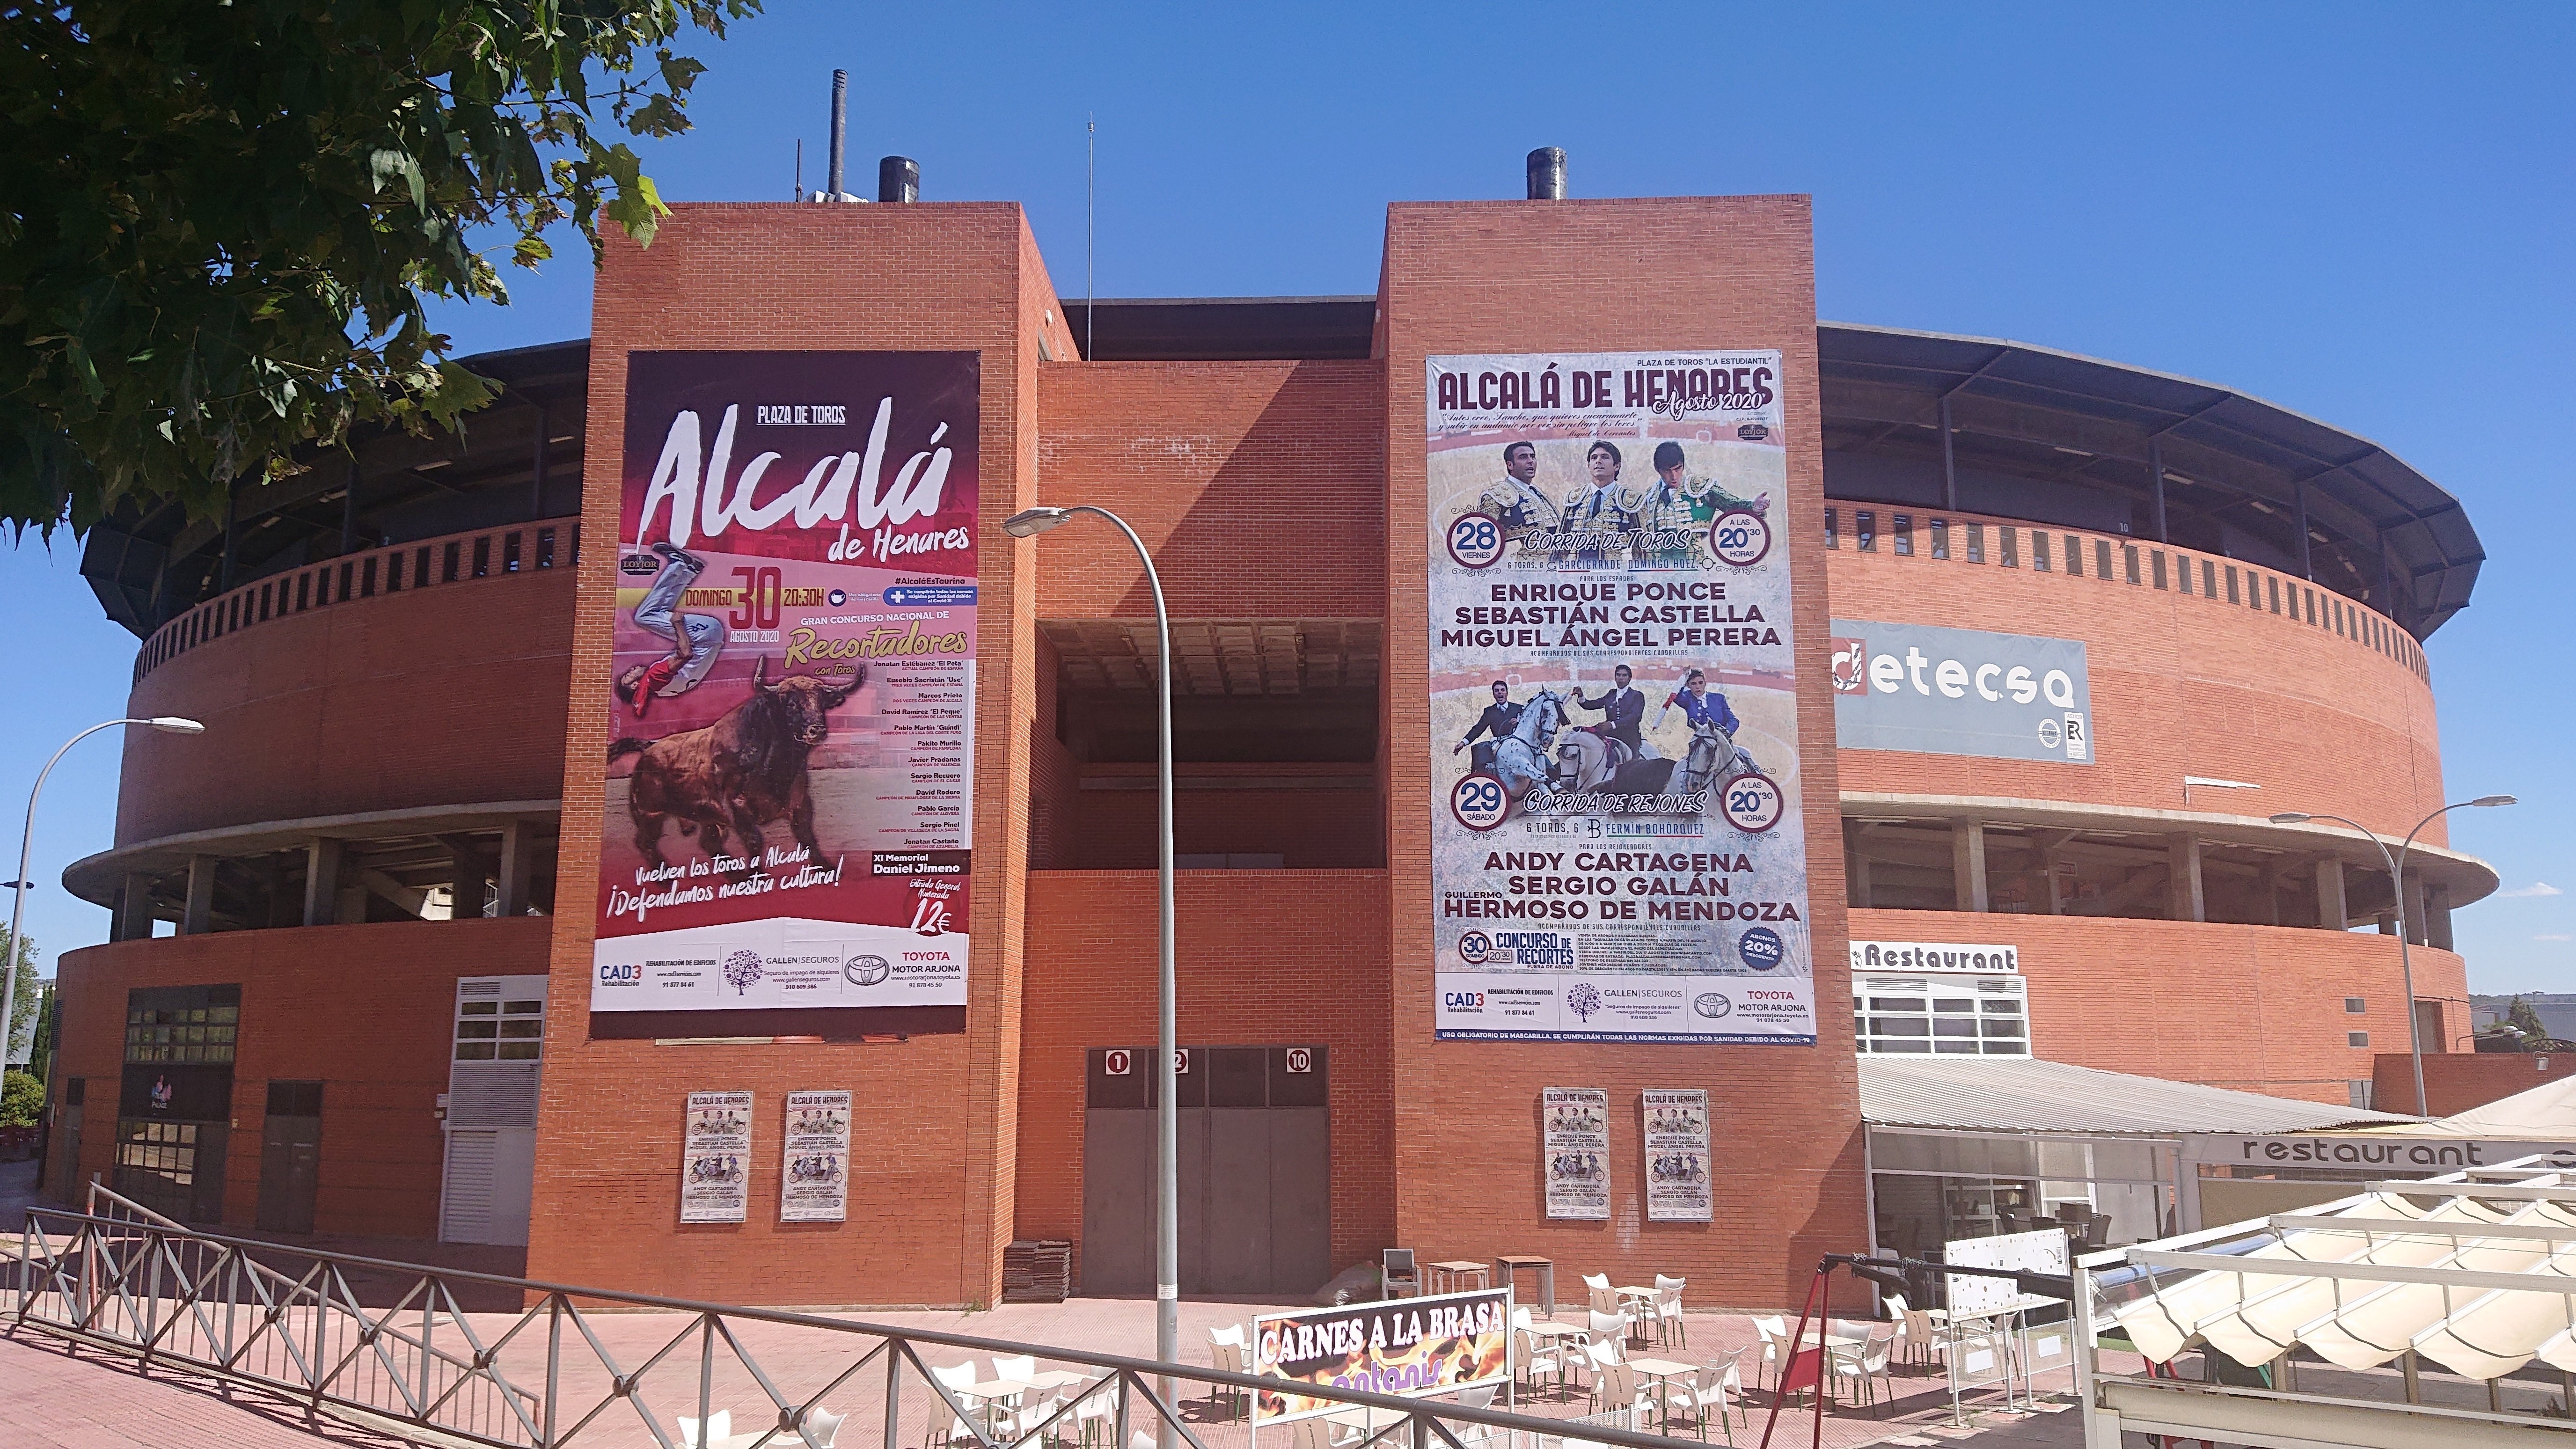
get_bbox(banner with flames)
[1252,1288,1513,1424]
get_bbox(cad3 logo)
[1443,990,1487,1010]
[597,962,643,986]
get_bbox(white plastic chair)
[803,1407,848,1449]
[1070,1382,1115,1449]
[1828,1330,1896,1415]
[1207,1325,1250,1420]
[676,1411,730,1449]
[1652,1274,1686,1347]
[1513,1308,1565,1400]
[1661,1365,1735,1446]
[1586,1308,1627,1349]
[929,1362,985,1448]
[1750,1316,1787,1393]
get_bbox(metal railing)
[11,1195,1716,1449]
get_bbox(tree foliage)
[2509,996,2547,1038]
[0,0,759,537]
[0,1070,39,1129]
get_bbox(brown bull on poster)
[607,657,863,872]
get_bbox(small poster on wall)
[680,1090,753,1223]
[1543,1087,1610,1220]
[780,1090,853,1223]
[1642,1088,1712,1222]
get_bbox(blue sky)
[7,2,2571,991]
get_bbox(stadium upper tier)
[80,307,2481,642]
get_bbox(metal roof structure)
[1859,1055,2408,1136]
[78,304,2486,643]
[1817,322,2482,637]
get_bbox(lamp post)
[2270,795,2516,1119]
[7,717,206,1064]
[1003,505,1179,1377]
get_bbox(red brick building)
[45,181,2493,1310]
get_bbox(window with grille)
[125,986,241,1064]
[455,995,546,1061]
[1853,975,2030,1057]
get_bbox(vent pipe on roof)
[1526,147,1566,200]
[827,70,848,200]
[879,155,919,204]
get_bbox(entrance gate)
[1080,1045,1330,1297]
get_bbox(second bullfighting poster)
[1428,352,1816,1044]
[593,352,978,1017]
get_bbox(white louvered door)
[439,975,547,1245]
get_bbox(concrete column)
[181,855,218,935]
[496,820,534,917]
[115,872,156,942]
[302,838,344,927]
[2035,829,2073,916]
[2167,834,2206,923]
[448,840,491,920]
[2315,856,2348,929]
[2428,884,2455,951]
[2256,860,2283,927]
[1844,819,1873,910]
[1951,819,1989,913]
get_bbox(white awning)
[2106,1158,2576,1382]
[1860,1056,2407,1136]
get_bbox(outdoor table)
[961,1378,1034,1434]
[1026,1370,1092,1391]
[1624,1356,1698,1432]
[1427,1259,1491,1294]
[1494,1255,1555,1315]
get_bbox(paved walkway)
[0,1286,2089,1449]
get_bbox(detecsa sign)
[1830,618,2093,765]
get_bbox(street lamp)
[7,717,205,1064]
[1003,505,1180,1376]
[2270,795,2516,1119]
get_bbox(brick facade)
[47,191,2485,1315]
[50,920,549,1237]
[2373,1049,2574,1118]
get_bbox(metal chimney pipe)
[827,69,848,199]
[1526,147,1566,200]
[879,155,919,204]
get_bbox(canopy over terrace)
[2079,1156,2576,1447]
[1859,1057,2406,1260]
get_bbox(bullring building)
[45,171,2491,1308]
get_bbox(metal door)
[1077,1045,1330,1297]
[257,1081,323,1233]
[50,1079,81,1200]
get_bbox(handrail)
[12,1204,1717,1449]
[86,1175,189,1231]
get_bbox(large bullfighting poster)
[593,352,978,1017]
[1429,352,1816,1044]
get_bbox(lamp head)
[2470,795,2517,808]
[146,717,206,735]
[2269,812,2313,825]
[1003,507,1072,538]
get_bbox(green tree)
[2510,996,2547,1039]
[0,1070,40,1129]
[1,0,760,537]
[0,926,34,1066]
